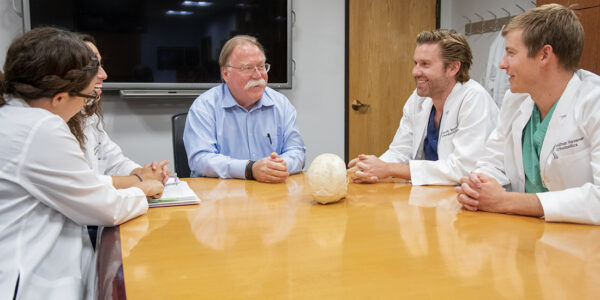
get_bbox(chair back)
[171,113,191,178]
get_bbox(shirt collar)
[221,83,274,110]
[4,96,30,108]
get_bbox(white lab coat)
[484,28,510,108]
[380,79,499,185]
[0,98,148,300]
[83,114,140,176]
[83,114,142,259]
[476,70,600,225]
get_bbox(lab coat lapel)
[512,98,534,185]
[539,74,581,174]
[412,98,433,158]
[438,82,461,133]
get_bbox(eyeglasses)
[225,63,271,74]
[71,90,100,106]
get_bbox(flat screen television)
[23,0,292,93]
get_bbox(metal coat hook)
[462,16,473,36]
[11,0,22,17]
[530,1,536,6]
[474,13,485,34]
[501,7,511,18]
[487,10,498,31]
[516,4,526,13]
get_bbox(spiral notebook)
[148,178,201,207]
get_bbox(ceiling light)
[166,10,193,15]
[182,1,213,7]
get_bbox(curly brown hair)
[66,33,105,148]
[0,27,98,147]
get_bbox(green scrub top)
[522,99,559,193]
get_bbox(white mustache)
[244,78,267,90]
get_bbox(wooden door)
[347,0,437,162]
[577,6,600,74]
[537,0,600,74]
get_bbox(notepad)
[148,178,201,207]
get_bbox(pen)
[267,133,272,144]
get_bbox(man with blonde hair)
[184,35,305,183]
[349,29,498,185]
[457,4,600,225]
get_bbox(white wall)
[0,0,22,67]
[440,0,536,84]
[281,0,345,168]
[1,0,345,172]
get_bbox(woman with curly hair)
[0,27,163,299]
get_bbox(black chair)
[171,113,191,178]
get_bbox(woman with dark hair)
[71,35,172,248]
[0,27,163,299]
[72,34,171,189]
[70,34,173,249]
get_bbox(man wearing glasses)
[184,35,305,183]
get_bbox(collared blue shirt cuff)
[282,157,300,174]
[282,157,292,173]
[230,159,248,179]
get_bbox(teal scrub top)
[522,99,559,193]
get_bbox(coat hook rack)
[462,16,473,36]
[474,13,485,34]
[487,10,498,31]
[463,8,514,36]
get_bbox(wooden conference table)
[98,174,600,299]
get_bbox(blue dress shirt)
[183,84,306,178]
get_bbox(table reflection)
[393,186,462,256]
[536,224,600,298]
[99,175,600,299]
[187,179,300,249]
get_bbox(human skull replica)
[307,153,348,204]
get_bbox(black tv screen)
[23,0,292,90]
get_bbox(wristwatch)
[245,160,255,180]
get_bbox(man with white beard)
[184,35,305,183]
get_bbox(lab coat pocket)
[546,148,592,190]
